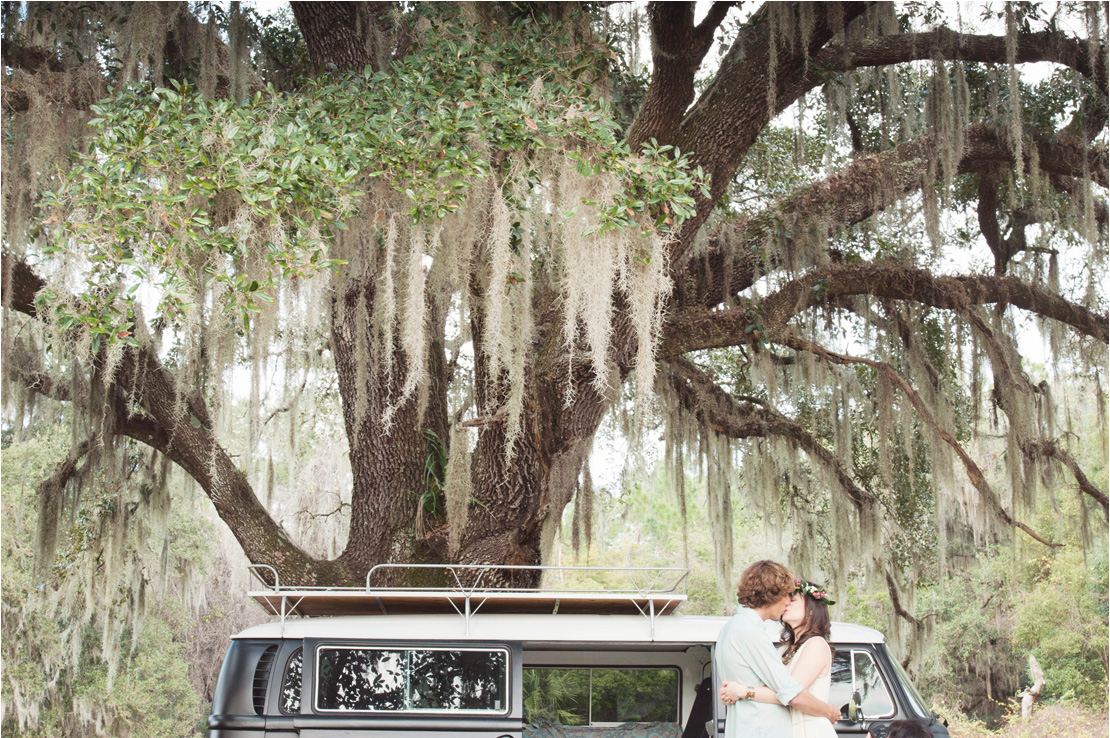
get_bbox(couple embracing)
[716,560,841,738]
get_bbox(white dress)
[787,637,837,738]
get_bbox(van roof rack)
[248,563,689,634]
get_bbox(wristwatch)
[745,687,757,700]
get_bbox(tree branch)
[1,40,66,73]
[33,434,97,578]
[1019,654,1046,718]
[1022,439,1110,515]
[671,127,1108,315]
[885,571,926,630]
[627,2,735,148]
[4,256,347,585]
[663,260,1109,358]
[666,9,1107,260]
[815,28,1108,94]
[661,356,879,512]
[669,2,869,254]
[7,362,74,403]
[781,334,1061,548]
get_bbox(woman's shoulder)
[796,635,832,659]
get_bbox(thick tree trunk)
[329,275,428,577]
[455,277,617,584]
[457,379,609,587]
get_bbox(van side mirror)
[847,691,864,723]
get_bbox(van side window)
[523,667,678,725]
[280,648,303,714]
[315,647,508,713]
[829,649,895,719]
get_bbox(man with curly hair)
[716,560,840,737]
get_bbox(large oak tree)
[3,0,1107,602]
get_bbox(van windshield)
[888,656,931,718]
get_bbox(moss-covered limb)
[670,128,1107,316]
[662,260,1109,358]
[885,571,928,636]
[625,1,735,149]
[660,355,879,512]
[1,3,250,115]
[1021,439,1110,515]
[974,167,1056,276]
[1059,94,1109,144]
[665,7,1105,260]
[32,434,96,579]
[1,64,107,114]
[119,354,347,587]
[668,2,871,254]
[4,256,347,586]
[780,334,1061,548]
[113,393,353,587]
[0,38,67,73]
[814,28,1108,94]
[964,129,1108,187]
[761,262,1110,343]
[5,360,74,404]
[1049,175,1109,228]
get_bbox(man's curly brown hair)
[736,560,795,609]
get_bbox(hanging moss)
[444,426,472,558]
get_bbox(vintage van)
[207,565,948,738]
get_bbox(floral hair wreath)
[794,578,836,605]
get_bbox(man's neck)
[752,604,779,621]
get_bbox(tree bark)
[328,275,429,578]
[626,2,733,148]
[1022,440,1110,515]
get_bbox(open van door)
[710,646,724,737]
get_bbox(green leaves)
[41,17,705,351]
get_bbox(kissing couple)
[716,560,840,738]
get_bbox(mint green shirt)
[716,606,803,738]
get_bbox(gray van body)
[208,566,947,738]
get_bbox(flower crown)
[795,578,836,605]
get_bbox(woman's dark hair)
[779,585,834,664]
[884,720,932,738]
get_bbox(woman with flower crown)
[719,579,839,738]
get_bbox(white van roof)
[234,613,885,646]
[238,564,884,646]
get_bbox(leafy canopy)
[37,14,706,348]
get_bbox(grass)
[947,703,1108,738]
